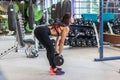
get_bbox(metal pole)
[71,0,74,17]
[45,0,49,24]
[99,0,104,58]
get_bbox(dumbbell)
[86,39,92,47]
[54,18,60,23]
[92,38,97,46]
[81,38,86,47]
[49,19,54,25]
[69,30,75,36]
[74,28,79,35]
[74,19,79,25]
[84,20,89,26]
[76,38,82,47]
[64,39,69,45]
[85,29,91,36]
[90,29,94,36]
[54,53,64,66]
[68,37,76,47]
[88,20,93,26]
[113,28,120,34]
[78,19,84,25]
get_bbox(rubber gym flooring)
[0,36,120,80]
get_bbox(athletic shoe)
[49,68,56,76]
[49,67,64,75]
[54,69,65,75]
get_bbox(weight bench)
[104,33,120,45]
[23,39,35,45]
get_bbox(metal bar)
[107,22,114,34]
[93,23,100,48]
[71,0,74,16]
[95,56,120,61]
[99,0,104,58]
[45,0,49,24]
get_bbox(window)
[74,0,99,18]
[104,0,120,18]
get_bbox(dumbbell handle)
[75,32,81,38]
[55,51,63,57]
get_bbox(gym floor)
[0,36,120,80]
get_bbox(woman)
[34,13,74,75]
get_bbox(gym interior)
[0,0,120,80]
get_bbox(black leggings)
[34,26,56,69]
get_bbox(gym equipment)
[54,18,60,23]
[49,19,54,25]
[85,29,91,36]
[62,0,71,17]
[95,2,120,61]
[104,33,120,44]
[73,19,79,25]
[81,14,98,22]
[8,2,16,31]
[28,0,34,29]
[76,38,82,47]
[73,18,84,26]
[68,37,76,47]
[56,2,62,19]
[90,29,95,36]
[68,23,97,47]
[92,38,97,46]
[0,14,25,58]
[81,38,86,47]
[16,14,25,47]
[51,4,57,19]
[113,28,120,34]
[0,13,38,58]
[64,38,69,45]
[68,27,76,37]
[25,22,33,32]
[86,39,92,47]
[78,19,84,26]
[24,39,39,58]
[27,4,43,22]
[34,9,43,22]
[54,54,64,66]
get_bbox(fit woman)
[34,13,74,75]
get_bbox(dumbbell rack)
[0,14,24,58]
[108,18,120,35]
[68,19,98,47]
[0,13,39,58]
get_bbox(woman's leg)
[34,28,56,69]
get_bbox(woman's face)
[69,16,74,24]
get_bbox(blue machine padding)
[103,13,114,22]
[81,13,115,22]
[81,13,98,22]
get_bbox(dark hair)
[61,13,71,26]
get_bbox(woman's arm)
[59,27,69,55]
[54,36,61,53]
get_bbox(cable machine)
[95,0,120,61]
